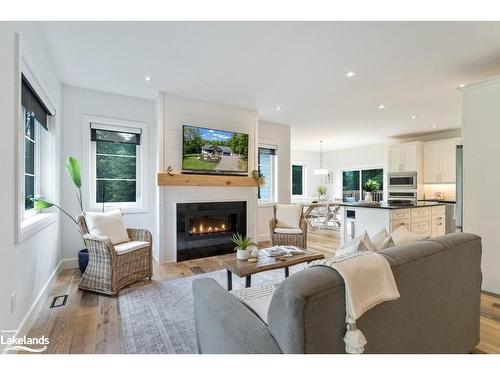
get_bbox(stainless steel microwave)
[388,172,417,190]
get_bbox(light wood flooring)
[26,230,500,354]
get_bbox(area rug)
[118,265,305,354]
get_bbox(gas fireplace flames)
[190,223,227,235]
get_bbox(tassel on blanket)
[343,322,367,354]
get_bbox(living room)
[1,2,500,373]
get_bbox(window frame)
[83,116,149,213]
[291,163,306,199]
[341,166,385,202]
[22,107,42,219]
[16,36,58,243]
[257,144,278,205]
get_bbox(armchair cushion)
[84,209,130,245]
[274,228,303,234]
[275,204,302,228]
[114,240,150,255]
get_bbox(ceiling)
[40,21,500,151]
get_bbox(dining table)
[301,200,341,230]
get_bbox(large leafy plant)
[31,156,83,228]
[231,233,257,250]
[363,179,381,192]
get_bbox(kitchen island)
[339,201,447,245]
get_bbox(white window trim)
[341,165,386,200]
[82,115,149,214]
[16,34,58,243]
[258,144,278,206]
[291,162,306,199]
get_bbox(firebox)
[176,201,247,261]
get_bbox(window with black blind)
[258,146,277,203]
[91,126,141,204]
[21,75,51,212]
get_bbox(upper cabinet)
[388,142,422,173]
[423,139,460,183]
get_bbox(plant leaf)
[31,198,54,209]
[66,156,81,188]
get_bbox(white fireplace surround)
[157,93,259,263]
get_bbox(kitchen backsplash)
[423,184,456,201]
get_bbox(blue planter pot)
[78,249,89,273]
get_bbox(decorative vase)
[78,249,89,273]
[236,248,250,260]
[365,192,373,202]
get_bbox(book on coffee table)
[260,246,305,257]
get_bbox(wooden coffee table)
[215,250,324,291]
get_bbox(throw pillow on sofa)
[390,226,429,246]
[371,228,396,251]
[84,208,130,245]
[335,231,374,257]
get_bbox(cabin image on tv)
[182,125,249,173]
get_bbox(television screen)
[182,125,249,174]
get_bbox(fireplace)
[176,201,247,261]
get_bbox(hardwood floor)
[26,230,500,354]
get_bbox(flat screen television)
[182,125,249,175]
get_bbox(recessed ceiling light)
[346,71,356,78]
[378,104,385,109]
[432,124,439,129]
[144,76,152,81]
[411,115,417,120]
[276,106,281,111]
[458,83,467,88]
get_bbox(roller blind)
[21,74,52,130]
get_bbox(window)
[258,146,277,203]
[342,168,384,202]
[292,164,305,197]
[86,118,148,212]
[21,75,52,218]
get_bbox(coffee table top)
[215,250,324,277]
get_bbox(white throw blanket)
[308,251,400,353]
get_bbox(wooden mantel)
[157,173,259,187]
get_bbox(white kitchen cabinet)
[423,139,459,183]
[388,142,422,173]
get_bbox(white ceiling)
[40,21,500,151]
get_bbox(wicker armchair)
[269,205,308,249]
[77,215,153,296]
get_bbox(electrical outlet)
[10,293,16,314]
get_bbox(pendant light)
[313,140,329,175]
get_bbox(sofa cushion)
[275,204,302,228]
[230,284,277,324]
[114,240,150,255]
[84,209,130,245]
[274,228,303,234]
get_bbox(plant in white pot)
[363,178,380,202]
[232,233,257,260]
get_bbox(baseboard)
[3,257,71,354]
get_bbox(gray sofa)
[193,233,482,354]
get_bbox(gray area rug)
[118,265,305,354]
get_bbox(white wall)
[0,23,62,336]
[60,86,157,261]
[291,150,324,201]
[159,93,259,262]
[323,143,389,200]
[258,121,291,241]
[462,76,500,294]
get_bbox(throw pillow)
[84,208,130,245]
[275,204,302,228]
[335,231,374,257]
[371,228,395,251]
[390,226,429,246]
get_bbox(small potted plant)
[363,179,380,202]
[232,233,257,260]
[317,185,328,201]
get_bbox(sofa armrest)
[192,278,282,354]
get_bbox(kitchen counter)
[338,201,447,210]
[419,199,456,204]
